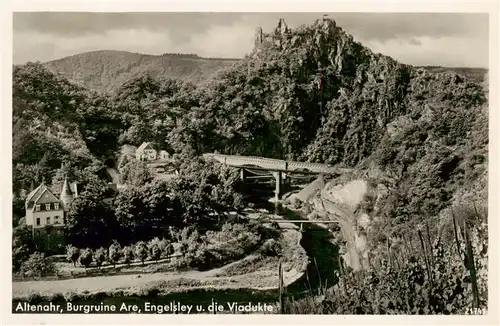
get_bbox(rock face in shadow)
[308,179,370,271]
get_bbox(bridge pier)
[273,171,283,201]
[240,168,246,182]
[283,173,291,193]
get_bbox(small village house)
[135,142,171,162]
[135,142,158,161]
[159,150,170,161]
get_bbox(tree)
[166,159,244,226]
[122,246,134,265]
[134,241,148,265]
[19,252,56,278]
[66,245,80,267]
[119,160,153,186]
[164,242,175,260]
[108,241,122,268]
[113,186,149,243]
[114,180,179,244]
[148,242,161,263]
[65,178,118,248]
[78,248,93,270]
[12,224,36,273]
[93,247,107,269]
[179,242,189,257]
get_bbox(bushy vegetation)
[34,221,274,276]
[108,241,122,268]
[286,200,487,314]
[18,252,56,278]
[12,225,36,273]
[121,246,134,265]
[65,245,80,267]
[78,249,93,270]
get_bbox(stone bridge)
[203,153,352,200]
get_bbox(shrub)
[173,255,193,270]
[12,244,31,273]
[261,238,281,256]
[292,197,302,209]
[19,252,56,277]
[93,248,107,269]
[63,291,78,302]
[108,241,122,268]
[156,238,168,251]
[169,226,182,242]
[65,245,80,267]
[179,226,196,243]
[192,246,215,271]
[78,248,93,270]
[237,230,261,251]
[121,246,134,265]
[24,292,43,304]
[179,242,189,256]
[134,241,148,265]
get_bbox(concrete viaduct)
[203,153,352,200]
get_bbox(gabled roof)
[26,184,60,208]
[26,184,45,204]
[137,142,156,152]
[34,188,60,205]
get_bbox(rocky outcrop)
[254,27,264,47]
[308,179,372,271]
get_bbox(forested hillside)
[42,50,239,93]
[13,63,123,194]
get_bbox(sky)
[13,12,489,68]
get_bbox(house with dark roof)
[25,178,77,231]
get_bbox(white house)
[136,142,157,161]
[159,150,170,161]
[25,178,77,230]
[136,142,172,162]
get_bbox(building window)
[54,203,59,210]
[36,218,40,226]
[35,204,40,211]
[46,217,51,225]
[54,216,60,224]
[45,204,51,211]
